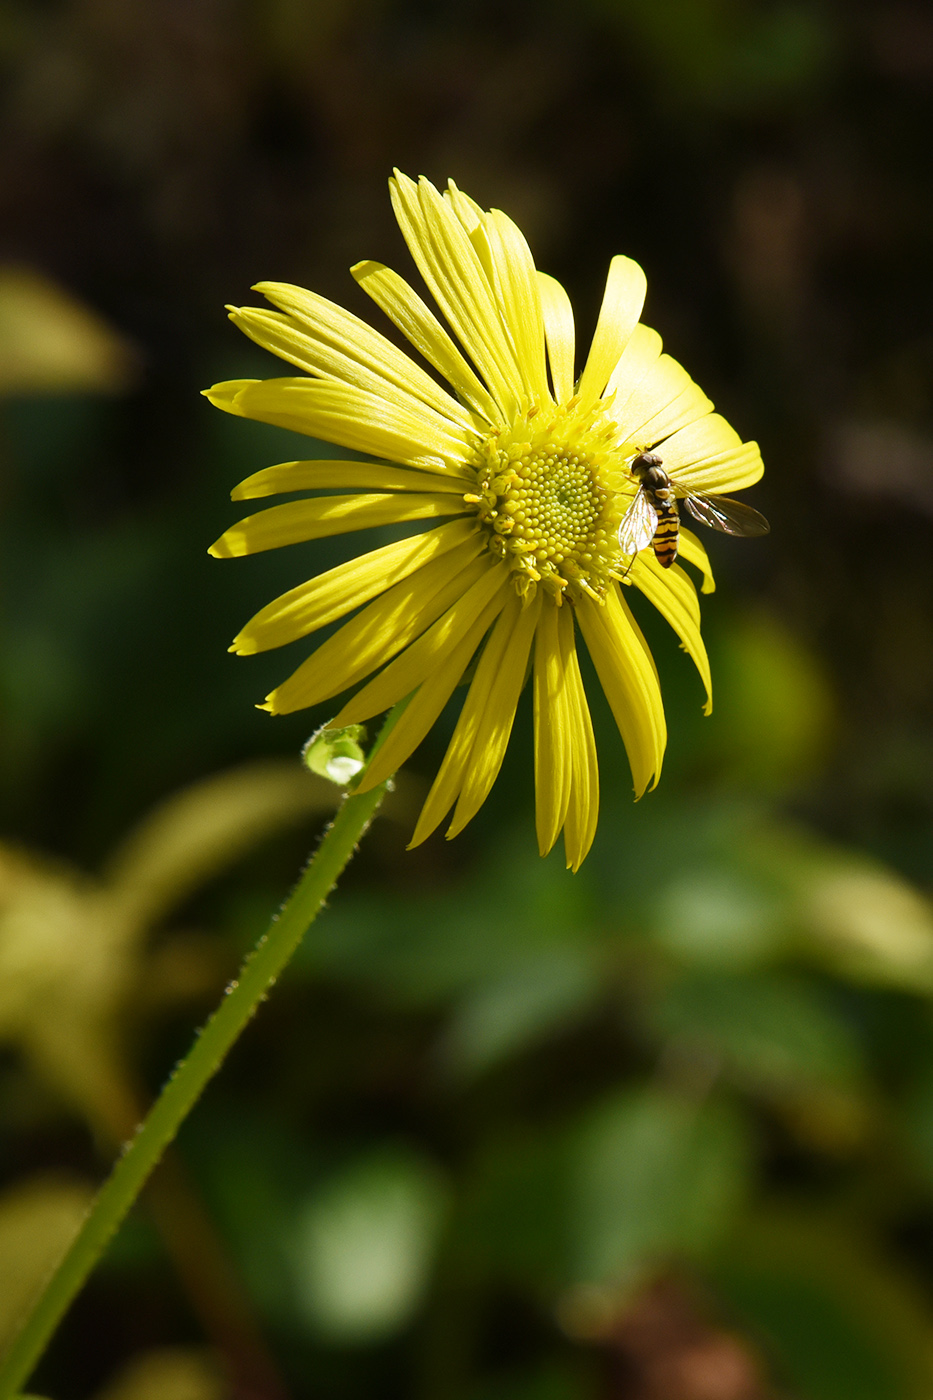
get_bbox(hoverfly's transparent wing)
[683,493,770,537]
[618,489,658,556]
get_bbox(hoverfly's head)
[630,451,666,490]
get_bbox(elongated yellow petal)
[577,588,666,796]
[677,528,716,594]
[232,518,480,655]
[355,584,511,792]
[249,282,477,431]
[410,589,524,845]
[616,354,711,448]
[390,172,521,416]
[231,459,469,501]
[673,441,764,495]
[576,255,647,409]
[561,619,599,871]
[448,591,541,839]
[228,305,473,437]
[604,322,663,404]
[533,600,573,856]
[479,208,550,405]
[210,492,466,558]
[351,261,501,425]
[632,556,712,713]
[656,412,740,467]
[203,378,472,472]
[636,385,714,446]
[538,272,576,404]
[333,561,510,727]
[265,549,492,714]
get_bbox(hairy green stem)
[0,712,402,1399]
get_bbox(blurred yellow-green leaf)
[0,268,135,396]
[0,1175,95,1351]
[92,1348,226,1400]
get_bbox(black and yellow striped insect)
[618,451,769,569]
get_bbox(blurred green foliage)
[1,0,933,1398]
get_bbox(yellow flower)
[206,173,763,870]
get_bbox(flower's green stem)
[0,707,405,1400]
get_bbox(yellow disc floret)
[466,398,630,605]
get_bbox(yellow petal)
[677,528,716,594]
[235,520,482,656]
[203,378,471,472]
[478,208,550,405]
[333,561,510,727]
[351,261,501,426]
[228,305,472,436]
[632,555,712,714]
[265,547,491,713]
[443,181,486,230]
[448,591,542,838]
[250,281,476,430]
[210,492,466,558]
[232,459,469,501]
[604,322,663,403]
[390,172,521,417]
[410,589,524,845]
[674,442,764,495]
[356,582,511,791]
[655,412,740,467]
[533,600,573,856]
[538,272,576,404]
[616,354,711,448]
[576,588,666,796]
[576,255,647,409]
[561,621,599,871]
[203,378,253,409]
[637,385,714,447]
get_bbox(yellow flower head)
[206,172,764,870]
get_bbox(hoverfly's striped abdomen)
[620,448,769,574]
[651,491,679,568]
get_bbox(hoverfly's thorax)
[643,466,671,494]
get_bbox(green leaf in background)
[708,610,835,792]
[651,866,787,969]
[299,842,593,1006]
[436,948,601,1080]
[568,1087,751,1286]
[647,971,864,1096]
[289,1146,448,1343]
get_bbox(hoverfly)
[618,451,769,569]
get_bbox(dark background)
[1,2,933,1398]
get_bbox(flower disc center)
[471,407,627,603]
[507,449,600,560]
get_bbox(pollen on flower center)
[467,402,628,604]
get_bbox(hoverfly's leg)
[618,552,637,584]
